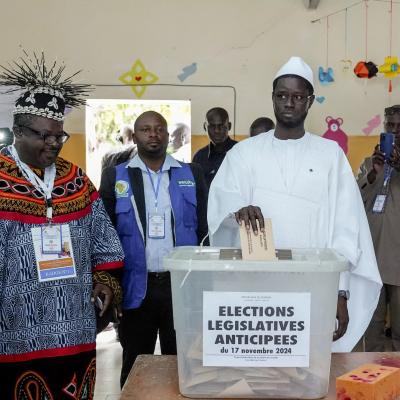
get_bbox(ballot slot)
[219,248,293,261]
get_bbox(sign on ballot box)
[203,291,310,367]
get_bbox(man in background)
[192,107,237,188]
[101,125,137,170]
[249,117,275,137]
[169,122,191,162]
[357,104,400,351]
[100,111,208,387]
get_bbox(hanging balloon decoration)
[340,8,352,72]
[319,16,335,85]
[353,1,378,80]
[312,0,398,91]
[378,56,399,79]
[379,0,397,93]
[354,61,378,78]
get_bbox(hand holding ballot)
[235,205,265,234]
[239,217,277,261]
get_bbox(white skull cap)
[274,56,314,89]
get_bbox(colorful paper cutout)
[378,56,400,78]
[340,59,352,72]
[315,96,326,104]
[119,59,158,98]
[322,116,348,154]
[318,67,334,85]
[177,62,197,82]
[362,115,381,135]
[354,61,378,78]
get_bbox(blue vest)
[115,161,198,309]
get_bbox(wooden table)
[120,352,400,399]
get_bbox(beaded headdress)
[0,51,91,121]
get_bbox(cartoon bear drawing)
[322,116,348,154]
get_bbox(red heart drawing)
[135,76,142,81]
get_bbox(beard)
[275,110,308,129]
[139,142,168,159]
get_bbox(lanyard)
[382,163,393,195]
[8,145,56,220]
[145,163,164,211]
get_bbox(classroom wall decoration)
[339,7,353,74]
[362,115,381,135]
[318,67,334,85]
[353,61,378,79]
[119,59,159,98]
[177,62,197,82]
[319,16,335,86]
[322,116,348,154]
[340,59,352,72]
[314,0,398,92]
[378,56,399,78]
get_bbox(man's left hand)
[91,283,113,317]
[333,296,349,341]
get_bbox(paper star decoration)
[119,59,158,98]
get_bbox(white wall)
[0,0,399,135]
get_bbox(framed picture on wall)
[86,99,191,188]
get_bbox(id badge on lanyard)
[32,224,77,282]
[146,163,166,240]
[372,164,392,214]
[373,194,387,213]
[148,212,165,239]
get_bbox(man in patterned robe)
[0,53,124,399]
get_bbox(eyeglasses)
[384,107,400,116]
[273,92,313,104]
[17,125,70,144]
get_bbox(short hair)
[134,111,167,131]
[384,105,400,117]
[250,117,275,133]
[206,107,229,122]
[171,123,190,143]
[272,74,314,95]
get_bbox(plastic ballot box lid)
[165,247,348,399]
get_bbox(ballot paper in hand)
[239,218,277,261]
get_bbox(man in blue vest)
[99,111,208,387]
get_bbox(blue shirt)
[127,154,181,272]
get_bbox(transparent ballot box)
[165,247,348,399]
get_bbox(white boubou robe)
[208,131,382,352]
